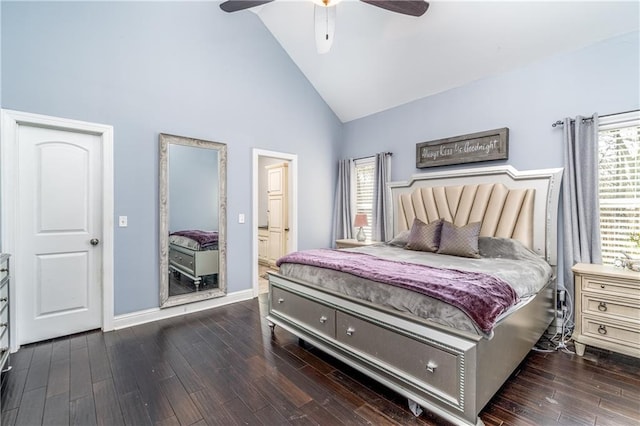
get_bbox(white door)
[267,194,284,265]
[16,125,103,344]
[266,164,288,266]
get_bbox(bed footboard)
[267,273,554,426]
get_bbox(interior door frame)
[252,149,298,297]
[1,109,114,352]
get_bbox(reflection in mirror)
[160,133,226,308]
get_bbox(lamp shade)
[354,213,368,227]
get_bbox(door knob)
[90,238,100,246]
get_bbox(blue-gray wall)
[341,30,639,288]
[341,31,639,181]
[1,1,341,315]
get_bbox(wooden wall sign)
[416,127,509,168]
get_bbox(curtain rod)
[551,109,639,127]
[353,152,393,161]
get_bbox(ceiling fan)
[220,0,430,54]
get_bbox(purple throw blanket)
[170,230,218,248]
[277,249,519,333]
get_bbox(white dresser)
[0,253,10,422]
[572,263,640,358]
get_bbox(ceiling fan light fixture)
[220,0,430,54]
[314,4,336,54]
[311,0,343,7]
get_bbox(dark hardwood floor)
[2,295,638,426]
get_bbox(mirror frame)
[159,133,227,308]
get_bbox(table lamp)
[354,213,368,242]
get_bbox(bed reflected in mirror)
[159,133,227,308]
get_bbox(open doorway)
[252,149,297,296]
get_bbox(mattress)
[277,237,553,337]
[169,230,218,251]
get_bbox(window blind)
[354,157,375,238]
[598,114,640,264]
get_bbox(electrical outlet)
[119,216,128,227]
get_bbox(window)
[598,111,640,264]
[354,157,375,239]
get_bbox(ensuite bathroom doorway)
[252,149,297,296]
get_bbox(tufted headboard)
[388,166,563,265]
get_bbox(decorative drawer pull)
[0,322,6,328]
[0,298,6,302]
[277,298,284,304]
[598,324,607,335]
[346,327,355,336]
[0,268,6,273]
[426,361,437,373]
[0,347,7,354]
[598,302,607,312]
[600,284,605,289]
[319,315,328,324]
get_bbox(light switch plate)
[119,216,128,227]
[238,213,245,224]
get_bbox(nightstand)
[572,263,639,358]
[335,239,379,249]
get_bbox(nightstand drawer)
[0,282,8,313]
[0,303,7,341]
[573,263,640,358]
[582,276,638,297]
[582,294,640,323]
[0,328,8,365]
[581,316,640,349]
[0,258,7,282]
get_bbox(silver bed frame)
[267,166,563,425]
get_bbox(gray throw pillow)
[388,229,410,247]
[437,221,481,258]
[405,218,443,252]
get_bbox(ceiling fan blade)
[219,0,275,13]
[360,0,429,17]
[315,5,336,54]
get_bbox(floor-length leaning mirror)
[159,133,227,307]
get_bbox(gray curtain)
[562,114,602,304]
[372,152,391,242]
[332,159,354,243]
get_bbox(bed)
[168,230,219,290]
[266,165,563,426]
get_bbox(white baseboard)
[111,289,255,331]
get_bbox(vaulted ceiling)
[247,1,640,122]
